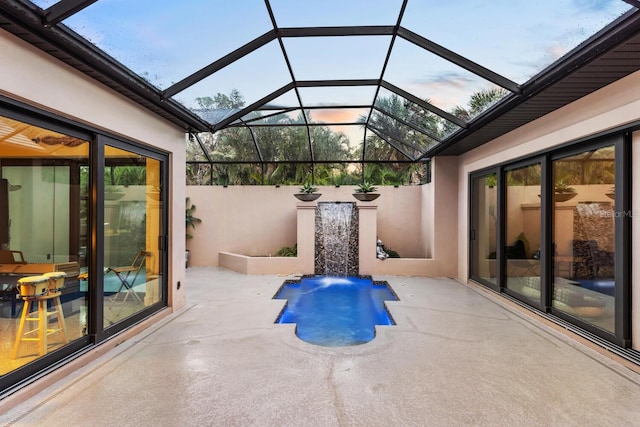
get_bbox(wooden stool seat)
[13,275,69,359]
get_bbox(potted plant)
[104,185,125,201]
[605,186,615,200]
[294,182,322,202]
[185,197,201,267]
[353,182,380,202]
[553,181,577,202]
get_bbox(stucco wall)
[0,30,187,310]
[421,179,434,258]
[430,157,459,277]
[458,69,640,349]
[185,185,428,268]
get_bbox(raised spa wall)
[218,197,446,277]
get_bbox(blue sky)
[32,0,634,116]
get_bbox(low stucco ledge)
[371,257,450,276]
[218,251,303,275]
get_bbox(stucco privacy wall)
[185,185,426,268]
[457,69,640,350]
[0,30,188,310]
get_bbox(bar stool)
[43,271,66,293]
[12,274,68,359]
[43,271,68,341]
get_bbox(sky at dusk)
[28,0,635,142]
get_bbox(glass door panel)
[0,115,89,374]
[504,163,542,304]
[102,146,163,328]
[552,146,615,333]
[470,173,498,287]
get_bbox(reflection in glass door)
[504,162,542,304]
[0,116,89,375]
[102,145,163,328]
[470,173,498,287]
[552,145,615,333]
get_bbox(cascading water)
[315,202,358,276]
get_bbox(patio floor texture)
[2,267,640,426]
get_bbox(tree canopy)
[186,87,507,186]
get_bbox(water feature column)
[315,202,358,276]
[296,203,317,274]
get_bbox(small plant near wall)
[185,197,202,267]
[353,182,380,202]
[355,181,378,193]
[294,182,321,202]
[299,182,317,194]
[553,181,577,202]
[605,186,615,200]
[485,174,497,188]
[276,244,297,257]
[554,181,576,194]
[186,197,202,239]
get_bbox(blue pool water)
[79,269,147,293]
[273,276,398,347]
[577,279,615,296]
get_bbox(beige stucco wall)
[421,180,434,258]
[458,69,640,349]
[0,30,187,310]
[431,156,459,277]
[186,185,428,268]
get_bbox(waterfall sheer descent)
[315,202,358,276]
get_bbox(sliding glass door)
[469,172,498,289]
[503,161,542,305]
[469,135,629,346]
[551,144,616,334]
[0,115,90,375]
[102,144,164,329]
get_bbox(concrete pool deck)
[2,267,640,426]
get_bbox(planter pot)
[353,193,380,202]
[553,192,576,203]
[294,193,321,202]
[104,191,125,201]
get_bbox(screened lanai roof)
[2,1,640,164]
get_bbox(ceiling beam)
[372,105,442,143]
[243,121,264,163]
[279,26,395,37]
[212,83,295,131]
[162,30,277,99]
[380,81,466,128]
[296,79,379,87]
[364,0,408,160]
[367,127,414,161]
[422,8,640,159]
[234,121,365,127]
[42,0,97,27]
[0,0,210,131]
[235,106,300,124]
[264,0,314,162]
[622,1,640,9]
[397,27,521,94]
[189,131,212,163]
[367,123,427,154]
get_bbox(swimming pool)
[273,276,398,347]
